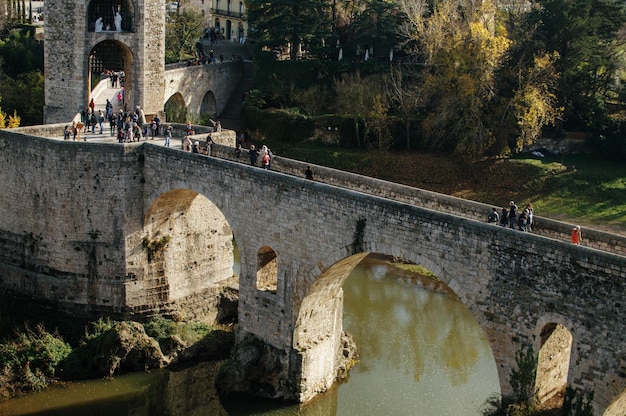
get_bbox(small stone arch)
[87,0,135,32]
[534,315,575,411]
[200,91,217,117]
[256,246,277,292]
[164,92,188,123]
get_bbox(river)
[2,256,500,416]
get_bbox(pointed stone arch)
[164,92,188,123]
[200,91,217,117]
[88,40,133,109]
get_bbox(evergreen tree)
[530,0,626,131]
[245,0,331,60]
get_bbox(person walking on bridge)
[249,144,259,166]
[571,225,582,245]
[508,201,518,229]
[164,125,172,147]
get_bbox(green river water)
[3,256,500,416]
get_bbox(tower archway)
[88,40,133,110]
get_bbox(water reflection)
[337,257,499,416]
[3,256,499,416]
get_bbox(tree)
[0,26,43,78]
[529,0,626,132]
[398,0,512,159]
[165,8,204,64]
[339,0,404,61]
[385,66,421,150]
[245,0,330,60]
[334,71,388,148]
[397,0,561,159]
[369,92,391,150]
[0,94,21,128]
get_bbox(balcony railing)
[210,8,246,19]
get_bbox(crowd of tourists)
[487,201,534,232]
[487,201,582,244]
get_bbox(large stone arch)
[292,241,499,402]
[127,188,236,322]
[88,40,134,108]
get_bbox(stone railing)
[9,123,626,257]
[208,143,626,257]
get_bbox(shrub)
[0,323,71,393]
[81,317,117,344]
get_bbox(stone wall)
[0,129,624,414]
[210,144,626,257]
[0,130,234,322]
[163,61,244,119]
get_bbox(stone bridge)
[162,62,243,118]
[0,127,624,415]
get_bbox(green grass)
[255,136,626,232]
[513,154,626,229]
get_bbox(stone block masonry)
[0,128,624,414]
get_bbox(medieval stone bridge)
[0,127,625,415]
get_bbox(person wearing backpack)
[518,209,528,231]
[487,208,499,224]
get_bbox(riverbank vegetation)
[243,0,626,162]
[0,290,234,400]
[238,0,626,233]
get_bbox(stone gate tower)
[43,0,165,123]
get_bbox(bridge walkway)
[49,128,626,257]
[90,78,125,115]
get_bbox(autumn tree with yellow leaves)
[0,96,20,128]
[397,0,561,160]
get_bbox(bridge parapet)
[210,143,626,257]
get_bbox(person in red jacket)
[571,225,582,245]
